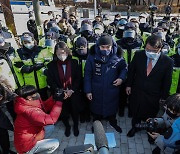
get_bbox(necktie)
[147,58,152,76]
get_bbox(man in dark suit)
[126,35,173,137]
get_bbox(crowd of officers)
[0,8,180,153]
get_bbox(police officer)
[73,22,99,50]
[72,37,90,122]
[116,22,143,117]
[15,32,53,100]
[169,43,180,94]
[0,36,24,120]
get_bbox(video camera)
[135,118,157,133]
[149,4,158,12]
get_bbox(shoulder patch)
[164,127,173,139]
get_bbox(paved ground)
[6,107,159,154]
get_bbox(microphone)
[93,120,109,154]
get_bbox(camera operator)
[0,77,16,154]
[147,94,180,153]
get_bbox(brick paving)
[6,107,175,154]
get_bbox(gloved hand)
[53,88,64,102]
[34,63,44,71]
[21,65,34,73]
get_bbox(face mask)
[161,48,169,55]
[95,29,104,35]
[178,48,180,55]
[31,93,40,100]
[81,31,93,38]
[77,49,87,56]
[103,20,109,26]
[118,26,124,30]
[123,30,136,39]
[24,43,34,49]
[169,28,175,33]
[45,39,55,47]
[145,50,160,60]
[166,109,178,119]
[139,18,146,23]
[100,50,111,56]
[57,54,67,61]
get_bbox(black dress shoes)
[127,128,136,137]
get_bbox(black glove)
[53,88,64,102]
[21,65,34,73]
[34,63,44,71]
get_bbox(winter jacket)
[14,96,62,153]
[84,43,127,117]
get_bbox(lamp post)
[32,0,44,39]
[94,0,97,18]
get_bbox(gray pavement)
[6,107,160,154]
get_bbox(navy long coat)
[84,43,127,117]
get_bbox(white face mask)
[169,28,175,34]
[103,20,109,26]
[161,48,169,55]
[94,29,104,35]
[57,55,67,61]
[145,50,160,60]
[178,48,180,55]
[139,18,146,23]
[24,43,34,49]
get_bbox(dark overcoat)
[127,51,173,119]
[84,44,127,117]
[47,57,82,111]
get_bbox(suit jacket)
[127,51,173,118]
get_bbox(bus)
[1,0,57,14]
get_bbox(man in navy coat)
[84,34,127,133]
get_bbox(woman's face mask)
[30,93,40,100]
[57,54,67,61]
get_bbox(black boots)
[65,126,71,137]
[127,128,137,137]
[73,125,79,137]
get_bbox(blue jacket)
[84,42,127,117]
[155,117,180,150]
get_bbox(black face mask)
[116,29,124,38]
[166,109,178,119]
[31,93,40,100]
[81,31,93,39]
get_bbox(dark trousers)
[119,82,132,115]
[92,114,118,126]
[0,128,10,154]
[60,99,79,128]
[80,94,91,121]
